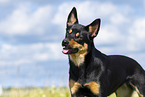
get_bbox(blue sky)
[0,0,145,87]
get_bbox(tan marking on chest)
[69,40,88,66]
[69,53,86,67]
[84,82,100,95]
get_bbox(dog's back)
[107,55,145,95]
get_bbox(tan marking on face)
[84,82,100,95]
[69,39,78,47]
[69,29,72,34]
[76,32,80,37]
[69,39,88,66]
[70,82,81,94]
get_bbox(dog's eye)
[76,32,80,38]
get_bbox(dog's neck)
[68,43,107,83]
[69,52,86,67]
[69,43,88,67]
[69,43,107,67]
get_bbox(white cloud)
[127,18,145,51]
[0,0,145,68]
[0,43,66,66]
[52,1,116,25]
[52,2,73,29]
[95,25,123,45]
[0,3,53,36]
[0,0,10,4]
[0,1,145,87]
[53,1,131,45]
[77,1,116,24]
[110,13,129,25]
[52,1,145,68]
[53,1,131,24]
[129,18,145,39]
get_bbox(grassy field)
[0,87,70,97]
[0,87,116,97]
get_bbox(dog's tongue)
[63,49,69,54]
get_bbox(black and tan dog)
[62,7,145,97]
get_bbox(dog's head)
[62,7,101,55]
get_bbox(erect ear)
[85,19,101,39]
[67,7,78,28]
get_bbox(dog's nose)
[62,39,69,46]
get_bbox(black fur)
[62,7,145,97]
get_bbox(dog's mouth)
[62,46,78,54]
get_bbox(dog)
[62,7,145,97]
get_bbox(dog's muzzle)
[62,39,78,54]
[62,39,69,54]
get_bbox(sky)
[0,0,145,87]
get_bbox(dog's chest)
[69,53,85,66]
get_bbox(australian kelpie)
[62,7,145,97]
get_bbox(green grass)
[0,87,116,97]
[0,87,70,97]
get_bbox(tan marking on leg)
[130,83,143,97]
[84,82,100,95]
[69,79,82,94]
[71,82,82,94]
[69,79,75,89]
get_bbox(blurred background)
[0,0,145,88]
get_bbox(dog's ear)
[67,7,78,28]
[85,19,101,39]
